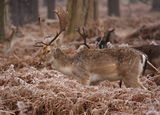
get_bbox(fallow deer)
[35,9,147,89]
[45,45,147,89]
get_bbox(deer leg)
[72,68,90,85]
[123,75,147,90]
[80,77,90,85]
[119,80,122,88]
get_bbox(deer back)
[72,47,146,78]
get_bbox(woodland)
[0,0,160,115]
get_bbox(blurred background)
[0,1,160,114]
[0,0,160,57]
[0,0,160,39]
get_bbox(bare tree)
[152,0,160,11]
[108,0,120,17]
[0,0,5,41]
[66,0,99,34]
[9,0,39,26]
[47,0,56,19]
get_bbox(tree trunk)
[43,0,47,6]
[108,0,120,17]
[66,0,98,35]
[152,0,160,11]
[0,0,5,41]
[94,0,98,20]
[47,0,56,19]
[10,0,39,26]
[67,0,84,34]
[130,0,138,4]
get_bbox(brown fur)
[45,47,147,89]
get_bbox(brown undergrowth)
[0,65,160,115]
[0,10,160,115]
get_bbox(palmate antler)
[34,8,68,47]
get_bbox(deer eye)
[47,50,50,53]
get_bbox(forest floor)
[0,2,160,115]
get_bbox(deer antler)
[54,8,69,32]
[34,8,68,47]
[77,27,90,49]
[33,41,49,47]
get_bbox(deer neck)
[52,51,74,75]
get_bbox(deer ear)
[51,48,60,54]
[51,48,63,58]
[55,48,62,53]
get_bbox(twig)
[147,61,159,73]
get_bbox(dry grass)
[0,5,160,115]
[0,65,160,115]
